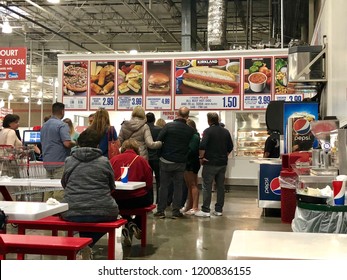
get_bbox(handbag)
[108,126,120,159]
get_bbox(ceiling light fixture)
[24,96,29,103]
[54,79,59,87]
[2,81,9,90]
[1,18,12,34]
[37,75,43,83]
[47,0,60,3]
[37,99,42,105]
[21,86,28,93]
[0,99,4,108]
[129,49,138,55]
[8,93,14,100]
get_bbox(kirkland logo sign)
[0,47,27,80]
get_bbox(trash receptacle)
[280,170,298,223]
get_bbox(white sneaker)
[213,211,223,216]
[194,210,211,217]
[184,209,198,215]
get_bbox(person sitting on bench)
[110,139,153,246]
[60,128,119,259]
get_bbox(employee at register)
[263,130,280,158]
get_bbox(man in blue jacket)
[155,107,195,219]
[195,112,233,217]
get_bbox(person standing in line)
[89,108,119,159]
[155,118,166,128]
[63,118,80,142]
[88,113,95,126]
[41,102,76,202]
[0,114,22,147]
[195,112,233,217]
[182,119,201,215]
[61,128,119,259]
[145,112,162,204]
[154,106,195,219]
[118,106,161,160]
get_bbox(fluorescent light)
[2,81,9,90]
[129,49,138,55]
[47,0,60,3]
[37,75,43,83]
[21,86,28,93]
[2,19,12,34]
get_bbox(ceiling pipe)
[0,3,94,53]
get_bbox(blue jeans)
[158,161,186,215]
[201,165,227,213]
[63,215,117,247]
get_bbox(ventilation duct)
[207,0,227,50]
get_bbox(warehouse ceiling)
[0,0,311,104]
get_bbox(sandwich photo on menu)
[117,62,143,95]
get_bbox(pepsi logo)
[270,177,281,195]
[293,118,311,135]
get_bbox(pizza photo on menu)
[63,61,88,96]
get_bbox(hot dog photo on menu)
[175,58,240,95]
[243,57,272,94]
[146,60,172,95]
[117,61,143,95]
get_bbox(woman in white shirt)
[0,114,22,147]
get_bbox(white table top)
[0,201,68,221]
[0,178,32,186]
[1,178,146,191]
[228,230,347,260]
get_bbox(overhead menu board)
[58,49,296,111]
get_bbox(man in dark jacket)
[195,112,233,217]
[155,107,195,219]
[146,112,162,204]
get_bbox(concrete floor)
[4,186,292,260]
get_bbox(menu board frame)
[57,49,290,112]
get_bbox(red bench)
[0,233,92,260]
[119,204,156,247]
[8,217,127,260]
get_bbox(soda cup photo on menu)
[120,166,129,183]
[332,180,346,205]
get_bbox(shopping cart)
[0,145,64,201]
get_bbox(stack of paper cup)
[121,166,129,183]
[332,175,347,205]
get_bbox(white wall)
[313,1,347,121]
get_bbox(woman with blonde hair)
[155,118,166,128]
[118,106,161,159]
[89,108,119,158]
[63,118,80,142]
